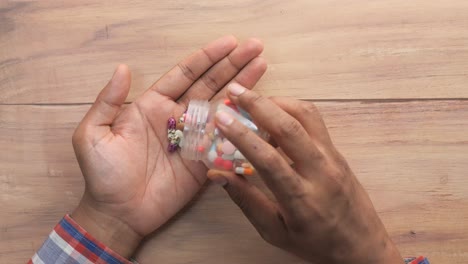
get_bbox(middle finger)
[226,84,324,171]
[214,110,305,205]
[177,38,264,108]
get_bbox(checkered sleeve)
[30,215,429,264]
[28,215,132,264]
[405,256,430,264]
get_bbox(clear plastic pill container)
[180,99,267,176]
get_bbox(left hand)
[71,36,267,257]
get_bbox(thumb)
[83,64,131,127]
[207,170,288,247]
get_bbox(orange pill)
[235,166,254,176]
[243,168,254,176]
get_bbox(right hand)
[207,84,404,264]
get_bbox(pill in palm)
[174,130,183,139]
[167,117,176,129]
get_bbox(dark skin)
[70,36,403,263]
[71,36,267,257]
[209,83,404,264]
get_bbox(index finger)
[214,110,306,206]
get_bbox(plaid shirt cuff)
[28,214,132,264]
[405,256,430,264]
[30,215,429,264]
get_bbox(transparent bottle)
[180,99,267,176]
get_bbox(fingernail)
[228,83,246,96]
[216,111,234,126]
[212,176,228,186]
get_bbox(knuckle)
[267,95,280,101]
[321,164,348,197]
[230,190,249,212]
[287,217,308,234]
[226,54,241,71]
[300,101,319,115]
[259,229,284,247]
[304,144,325,162]
[177,62,197,81]
[274,118,302,138]
[261,150,282,166]
[258,212,288,247]
[201,74,219,92]
[234,124,251,138]
[288,184,307,200]
[326,163,347,182]
[243,92,265,110]
[282,176,307,200]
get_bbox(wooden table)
[1,1,468,263]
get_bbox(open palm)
[72,36,266,239]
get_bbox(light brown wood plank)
[1,101,467,263]
[2,0,468,104]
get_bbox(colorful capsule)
[168,143,178,152]
[167,117,176,129]
[234,167,254,175]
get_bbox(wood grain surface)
[1,0,468,263]
[2,0,468,103]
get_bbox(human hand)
[71,36,267,257]
[207,84,404,264]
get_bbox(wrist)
[71,195,143,259]
[370,237,404,264]
[347,234,404,264]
